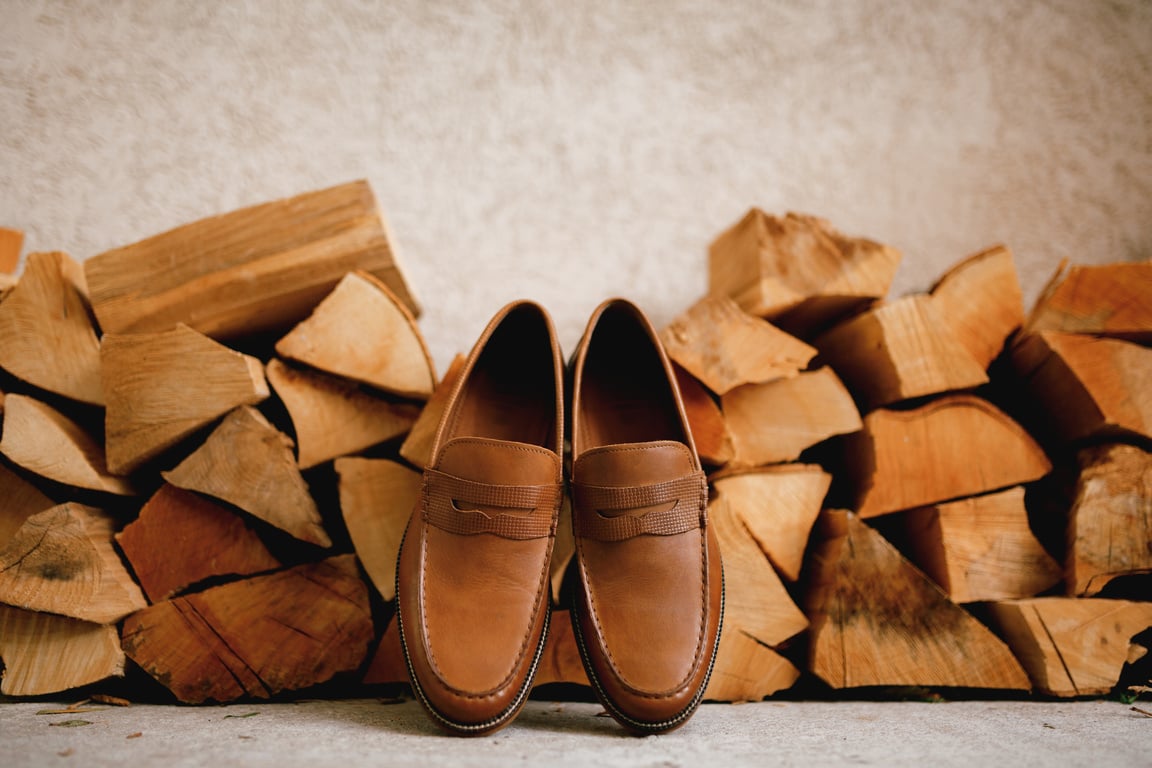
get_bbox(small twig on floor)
[1130,706,1152,718]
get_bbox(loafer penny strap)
[422,469,559,540]
[573,472,707,541]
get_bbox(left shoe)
[567,298,724,734]
[395,300,564,736]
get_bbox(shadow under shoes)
[568,298,724,735]
[396,301,564,736]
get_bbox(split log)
[398,353,465,469]
[84,180,419,340]
[659,294,816,394]
[102,324,269,475]
[709,493,809,649]
[0,604,124,696]
[163,406,331,548]
[846,395,1052,518]
[0,394,136,496]
[115,484,281,603]
[121,555,373,704]
[1066,444,1152,597]
[722,366,861,467]
[893,486,1062,602]
[703,629,800,703]
[267,359,419,469]
[813,294,989,410]
[0,251,103,405]
[362,615,408,685]
[275,271,435,400]
[1011,331,1152,443]
[0,503,147,623]
[334,457,420,602]
[711,464,832,582]
[1025,260,1152,342]
[532,610,590,688]
[708,209,901,334]
[928,244,1024,368]
[0,226,23,273]
[803,509,1031,690]
[674,365,734,466]
[987,597,1152,697]
[0,460,54,544]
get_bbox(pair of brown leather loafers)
[395,299,723,736]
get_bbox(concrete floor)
[3,696,1149,767]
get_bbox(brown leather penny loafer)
[568,298,724,735]
[396,301,563,735]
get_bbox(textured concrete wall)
[2,1,1149,369]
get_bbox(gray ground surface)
[4,697,1149,767]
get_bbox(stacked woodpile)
[0,186,1148,705]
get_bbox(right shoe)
[395,300,564,735]
[567,298,724,735]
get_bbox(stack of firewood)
[0,184,1147,705]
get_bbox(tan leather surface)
[569,298,723,734]
[397,301,563,735]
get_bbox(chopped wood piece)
[846,395,1052,518]
[115,484,281,602]
[804,509,1030,690]
[361,615,407,685]
[703,629,800,703]
[0,460,54,545]
[895,486,1062,602]
[814,294,989,410]
[121,555,373,704]
[0,503,147,623]
[674,365,733,466]
[1066,444,1152,596]
[276,271,435,400]
[397,353,464,470]
[334,457,420,602]
[1011,331,1152,443]
[722,366,861,467]
[709,494,809,649]
[84,180,419,340]
[1025,260,1152,342]
[712,464,832,582]
[0,605,124,696]
[660,295,816,394]
[708,209,901,330]
[0,251,103,405]
[0,273,16,298]
[102,324,270,475]
[267,359,419,469]
[929,244,1024,368]
[0,227,23,273]
[0,394,136,496]
[163,406,331,548]
[532,610,590,688]
[987,597,1152,697]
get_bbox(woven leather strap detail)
[573,471,707,541]
[422,469,559,540]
